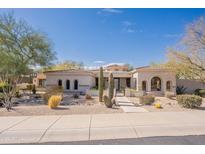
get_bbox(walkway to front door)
[115,94,148,113]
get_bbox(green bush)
[194,89,205,97]
[139,95,155,105]
[176,94,202,108]
[43,86,63,104]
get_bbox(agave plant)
[176,86,187,95]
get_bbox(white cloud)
[122,21,135,26]
[97,8,123,15]
[122,21,138,33]
[164,33,183,38]
[126,28,136,33]
[93,60,106,64]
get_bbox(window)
[166,81,171,91]
[58,79,62,86]
[142,81,147,91]
[151,77,161,91]
[66,80,70,90]
[74,80,78,90]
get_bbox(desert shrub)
[154,103,162,109]
[43,86,63,104]
[85,94,92,99]
[103,95,112,108]
[139,95,155,105]
[176,94,202,108]
[194,89,205,97]
[0,93,4,107]
[0,82,10,93]
[48,95,62,109]
[15,88,21,98]
[176,86,187,95]
[32,85,36,94]
[26,84,36,94]
[73,93,79,99]
[26,84,33,91]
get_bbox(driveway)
[1,111,205,144]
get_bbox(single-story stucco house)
[36,65,180,96]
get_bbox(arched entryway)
[74,80,78,90]
[66,80,70,90]
[151,77,161,91]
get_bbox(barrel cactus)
[99,66,104,102]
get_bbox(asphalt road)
[10,135,205,145]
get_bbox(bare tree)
[167,16,205,82]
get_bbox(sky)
[0,8,205,69]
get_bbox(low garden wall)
[86,89,109,96]
[125,88,145,97]
[177,79,205,94]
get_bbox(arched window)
[66,80,70,90]
[58,79,62,86]
[74,80,78,90]
[151,77,161,91]
[142,81,147,91]
[166,81,171,91]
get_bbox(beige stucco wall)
[45,73,95,92]
[132,70,176,95]
[176,79,205,93]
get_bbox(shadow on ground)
[6,135,205,145]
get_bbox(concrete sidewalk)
[1,111,205,144]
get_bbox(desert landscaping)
[128,96,205,112]
[0,91,123,116]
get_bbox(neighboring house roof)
[36,73,46,80]
[104,64,128,71]
[131,66,175,74]
[93,70,132,78]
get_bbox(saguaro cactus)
[99,67,104,102]
[108,73,114,100]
